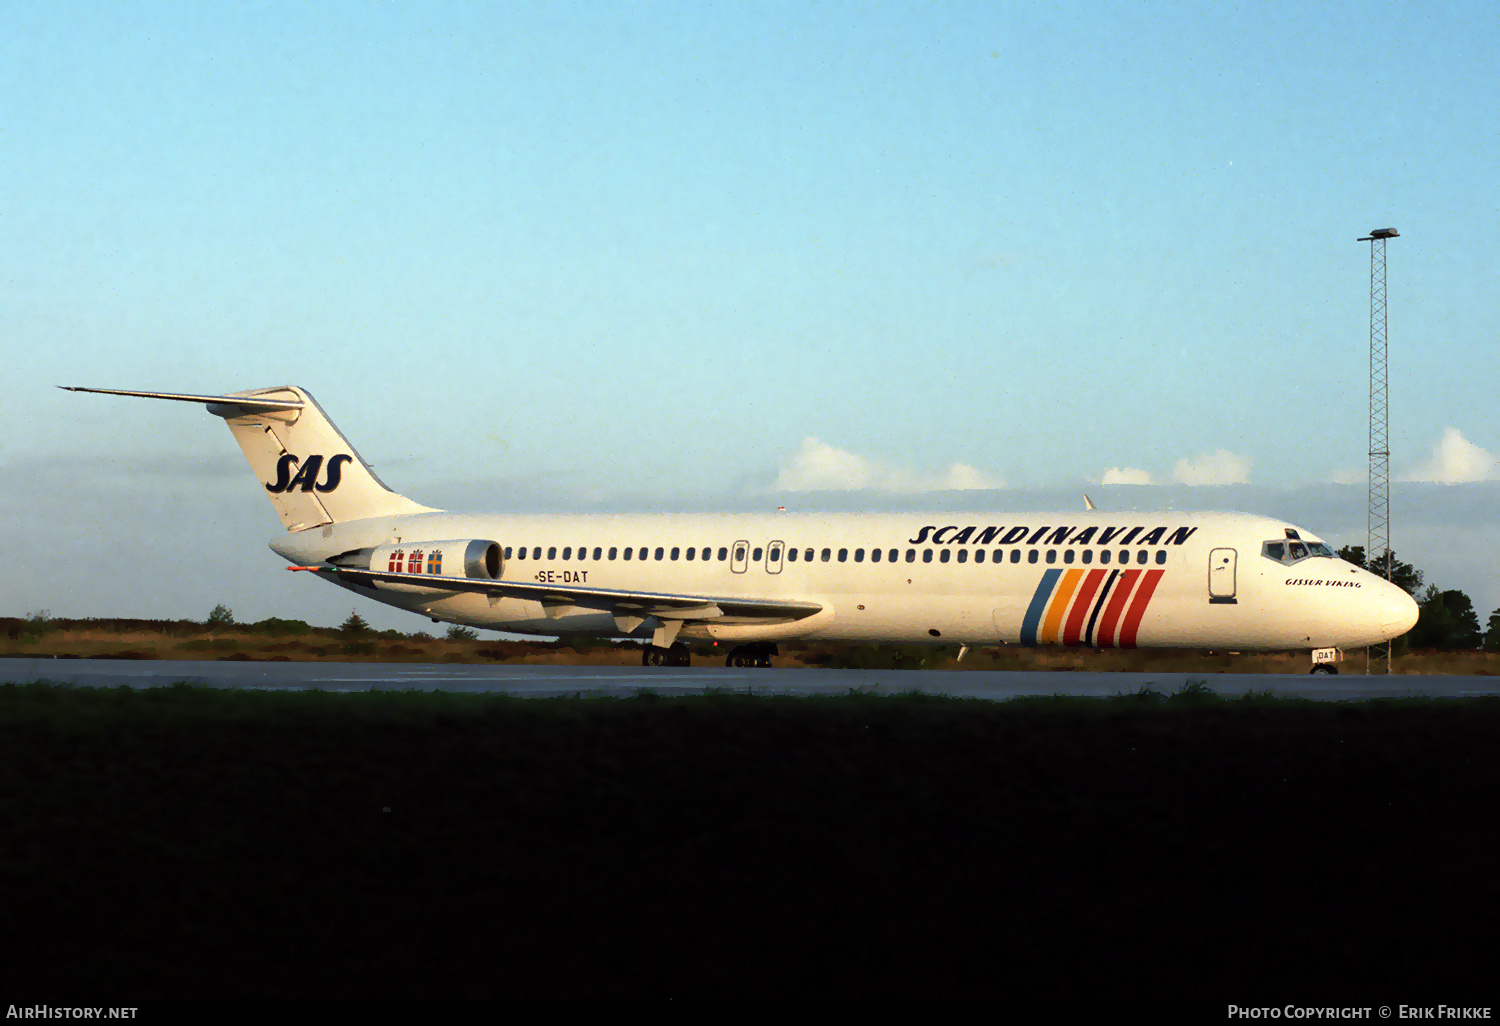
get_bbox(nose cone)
[1372,578,1420,639]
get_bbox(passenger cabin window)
[855,548,865,562]
[821,548,831,562]
[1155,550,1167,564]
[1063,549,1074,564]
[562,547,571,560]
[922,549,933,563]
[671,547,680,560]
[532,547,541,560]
[609,547,617,560]
[1045,550,1056,564]
[838,548,848,562]
[939,549,950,563]
[753,547,763,561]
[548,547,557,560]
[956,549,966,563]
[1028,550,1038,564]
[787,548,797,561]
[870,549,880,562]
[623,547,632,560]
[718,547,728,561]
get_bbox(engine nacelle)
[333,539,502,592]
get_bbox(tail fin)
[64,385,437,531]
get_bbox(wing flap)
[289,565,822,623]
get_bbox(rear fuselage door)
[731,540,749,574]
[1209,547,1238,604]
[766,540,784,574]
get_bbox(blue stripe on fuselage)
[1020,569,1062,646]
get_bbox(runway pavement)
[5,657,1497,700]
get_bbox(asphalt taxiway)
[5,657,1497,700]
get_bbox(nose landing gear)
[1309,647,1341,674]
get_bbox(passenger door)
[1209,547,1237,604]
[731,540,749,574]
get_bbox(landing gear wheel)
[725,643,778,668]
[1309,664,1339,675]
[644,643,692,667]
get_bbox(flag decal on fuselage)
[1020,568,1166,648]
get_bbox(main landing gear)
[642,642,692,667]
[724,642,777,668]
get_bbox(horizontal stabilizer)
[61,386,304,416]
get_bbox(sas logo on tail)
[265,454,353,494]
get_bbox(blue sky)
[4,1,1497,629]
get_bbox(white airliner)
[67,385,1419,672]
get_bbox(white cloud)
[766,437,1004,493]
[1171,449,1251,486]
[1101,466,1153,485]
[1402,428,1500,484]
[1330,467,1366,485]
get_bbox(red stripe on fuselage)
[1062,568,1108,646]
[1117,569,1166,649]
[1095,569,1141,648]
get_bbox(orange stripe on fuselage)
[1062,568,1108,646]
[1117,569,1165,649]
[1095,568,1141,648]
[1039,568,1085,644]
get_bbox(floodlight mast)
[1358,228,1398,674]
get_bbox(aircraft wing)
[288,565,823,625]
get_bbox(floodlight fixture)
[1358,228,1399,241]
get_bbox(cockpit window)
[1262,539,1337,565]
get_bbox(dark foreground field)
[2,683,1496,1000]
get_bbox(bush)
[340,612,371,636]
[206,604,235,628]
[250,617,313,637]
[20,610,57,642]
[445,625,478,642]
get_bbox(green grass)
[2,683,1498,999]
